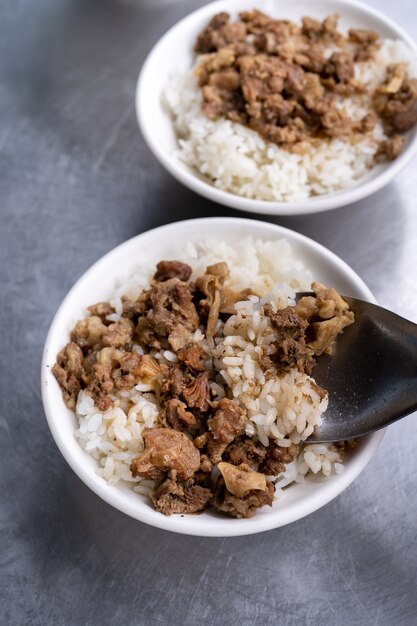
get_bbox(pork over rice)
[53,238,355,518]
[165,10,417,201]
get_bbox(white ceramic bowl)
[136,0,417,216]
[41,218,384,536]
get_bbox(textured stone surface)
[1,0,417,624]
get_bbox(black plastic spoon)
[300,296,417,442]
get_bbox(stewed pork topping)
[193,10,417,157]
[53,260,354,518]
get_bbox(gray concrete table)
[1,0,417,624]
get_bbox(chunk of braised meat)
[193,431,210,449]
[196,272,222,336]
[170,325,193,353]
[301,14,340,42]
[323,51,354,84]
[196,48,236,86]
[87,301,115,324]
[294,46,326,73]
[373,64,417,133]
[263,304,315,375]
[261,123,305,147]
[239,9,282,31]
[111,350,142,392]
[161,364,188,397]
[195,12,229,53]
[154,260,192,283]
[208,68,241,91]
[321,108,352,137]
[211,21,247,53]
[52,342,85,409]
[240,54,288,100]
[220,286,248,315]
[136,354,166,391]
[311,281,352,319]
[81,351,97,380]
[119,351,141,373]
[349,28,380,62]
[177,344,206,372]
[87,363,114,411]
[206,262,229,280]
[207,399,247,443]
[150,474,212,515]
[199,454,214,473]
[213,462,275,518]
[376,135,406,160]
[261,93,296,126]
[207,437,228,464]
[223,435,298,476]
[293,294,319,320]
[239,9,282,32]
[259,443,298,476]
[195,262,241,334]
[164,398,197,431]
[298,73,327,112]
[130,428,200,481]
[307,315,354,356]
[121,295,146,321]
[349,28,378,44]
[103,318,135,349]
[137,278,200,351]
[182,372,211,412]
[305,282,355,355]
[202,398,247,465]
[201,84,246,123]
[223,436,267,468]
[217,462,269,497]
[195,12,247,54]
[70,315,107,349]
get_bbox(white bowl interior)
[137,0,417,215]
[42,218,384,536]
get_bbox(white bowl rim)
[41,217,385,537]
[136,0,417,216]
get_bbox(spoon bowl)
[307,297,417,442]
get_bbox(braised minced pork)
[53,259,354,518]
[193,10,417,158]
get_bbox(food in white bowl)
[165,9,417,202]
[52,238,356,518]
[137,0,417,215]
[41,218,384,535]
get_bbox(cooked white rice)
[75,237,346,502]
[164,39,417,202]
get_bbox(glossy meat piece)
[150,476,212,515]
[153,260,192,283]
[208,399,247,444]
[130,428,200,481]
[213,463,275,518]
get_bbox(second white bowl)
[136,0,417,216]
